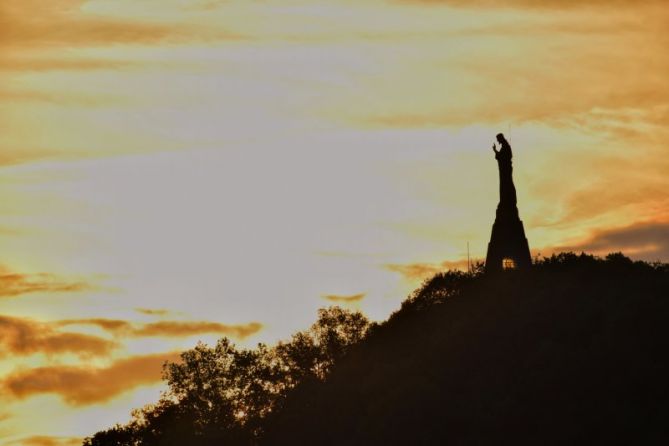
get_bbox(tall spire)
[485,133,532,272]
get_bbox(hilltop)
[86,253,669,445]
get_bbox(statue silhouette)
[492,133,517,207]
[485,133,532,272]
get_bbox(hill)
[86,253,669,445]
[263,253,669,445]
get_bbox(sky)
[1,0,668,443]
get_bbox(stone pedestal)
[485,204,532,272]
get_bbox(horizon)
[1,0,668,443]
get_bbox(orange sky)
[1,0,668,443]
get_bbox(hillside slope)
[263,254,669,445]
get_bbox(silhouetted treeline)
[83,307,369,446]
[85,253,669,445]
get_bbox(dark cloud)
[0,315,116,358]
[552,221,669,261]
[0,267,91,298]
[2,352,180,406]
[322,293,366,303]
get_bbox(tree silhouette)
[83,307,369,446]
[86,253,669,445]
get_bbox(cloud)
[532,150,669,227]
[0,0,242,51]
[551,221,669,261]
[385,259,472,281]
[322,293,366,303]
[2,352,180,406]
[0,267,91,298]
[56,318,132,335]
[395,0,662,9]
[132,321,263,339]
[0,58,136,72]
[0,315,116,358]
[362,3,669,137]
[134,307,170,316]
[4,436,82,446]
[0,147,64,167]
[1,2,172,48]
[0,314,261,360]
[57,318,263,339]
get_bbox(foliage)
[262,253,669,445]
[86,253,669,445]
[83,307,369,446]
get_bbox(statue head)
[496,133,507,144]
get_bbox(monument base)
[485,204,532,272]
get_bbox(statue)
[492,133,517,207]
[485,133,532,272]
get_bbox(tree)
[84,307,369,445]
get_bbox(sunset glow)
[1,0,668,443]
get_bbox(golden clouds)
[57,318,263,339]
[134,307,169,316]
[1,1,183,49]
[4,436,82,446]
[0,58,136,73]
[323,293,366,303]
[0,268,90,298]
[0,315,115,358]
[0,0,245,58]
[396,0,662,8]
[385,259,471,281]
[0,0,666,441]
[133,321,263,339]
[0,313,261,360]
[2,352,180,405]
[56,318,132,335]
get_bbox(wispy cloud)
[0,1,242,50]
[0,315,116,358]
[0,267,91,298]
[57,318,263,339]
[0,58,137,72]
[134,307,170,316]
[4,436,82,446]
[395,0,662,9]
[133,321,263,339]
[55,318,132,335]
[2,352,180,406]
[1,1,173,49]
[322,293,366,303]
[385,259,471,281]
